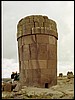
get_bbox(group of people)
[11,71,19,83]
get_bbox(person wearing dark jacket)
[11,72,15,83]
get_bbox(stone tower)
[17,15,58,88]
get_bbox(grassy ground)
[2,78,11,82]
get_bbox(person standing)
[11,72,15,83]
[14,71,18,81]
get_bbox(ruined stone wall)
[17,15,58,88]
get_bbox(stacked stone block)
[17,15,58,88]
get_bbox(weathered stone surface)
[23,45,30,60]
[17,15,58,38]
[23,61,29,69]
[18,38,22,48]
[29,60,47,69]
[2,82,6,91]
[47,60,57,69]
[40,27,45,33]
[39,22,44,27]
[38,60,47,69]
[34,27,41,34]
[34,22,39,27]
[19,46,23,61]
[43,22,49,27]
[4,83,12,92]
[36,34,49,44]
[22,35,36,45]
[49,36,56,45]
[23,28,32,35]
[29,60,38,69]
[17,15,58,88]
[47,44,57,60]
[13,82,22,92]
[23,17,30,23]
[38,44,48,60]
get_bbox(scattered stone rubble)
[2,74,74,99]
[2,81,18,92]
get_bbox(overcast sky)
[2,1,74,78]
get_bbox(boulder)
[2,82,6,91]
[4,83,12,92]
[11,81,18,91]
[13,82,22,92]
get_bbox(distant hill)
[2,78,11,82]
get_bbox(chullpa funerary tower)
[17,15,58,88]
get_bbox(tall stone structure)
[17,15,58,88]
